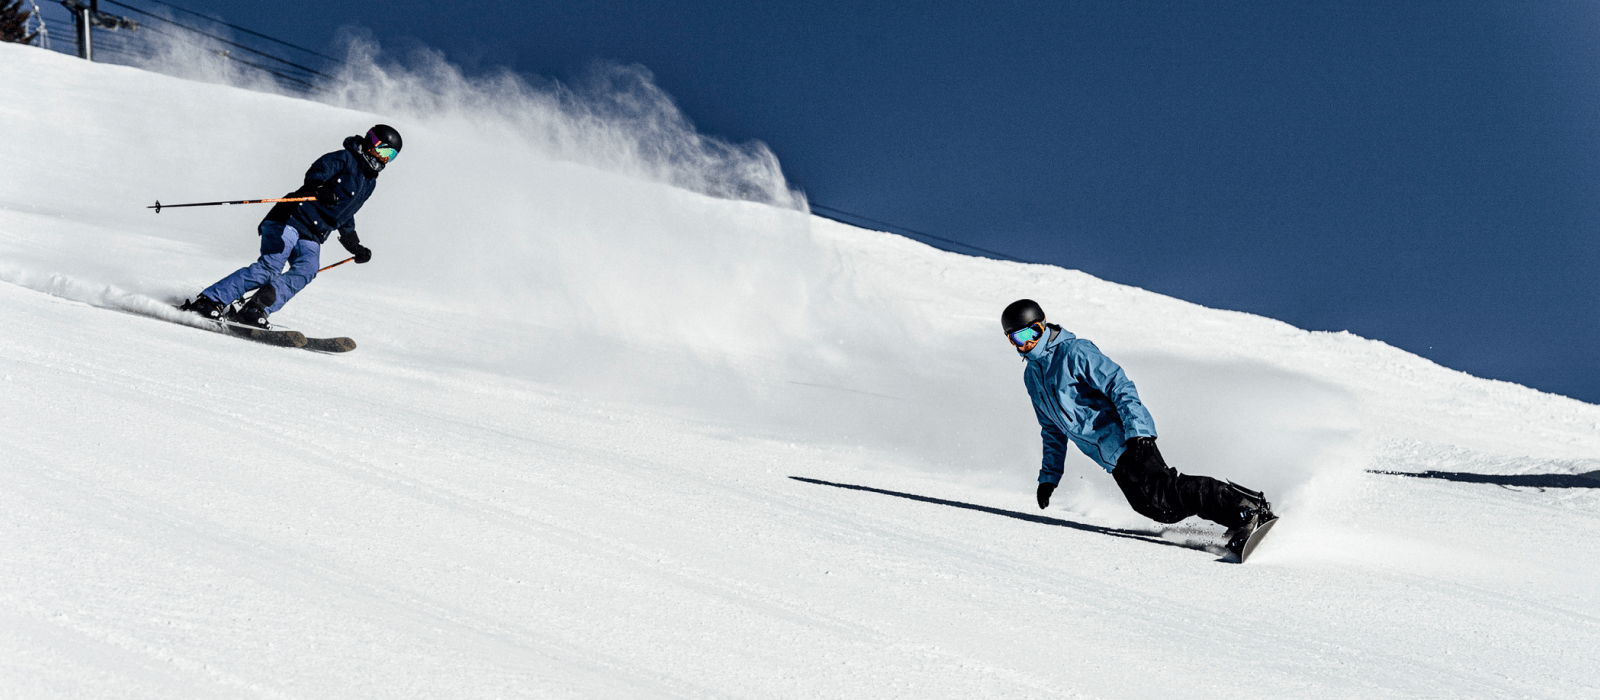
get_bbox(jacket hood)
[345,135,383,174]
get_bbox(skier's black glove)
[339,232,372,264]
[1036,482,1056,510]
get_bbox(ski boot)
[179,295,225,321]
[1224,482,1276,558]
[227,297,272,330]
[225,285,276,330]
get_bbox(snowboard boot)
[179,295,225,321]
[1224,482,1275,556]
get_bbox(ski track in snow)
[3,42,1600,699]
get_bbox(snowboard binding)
[1224,481,1278,563]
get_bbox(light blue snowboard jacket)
[1022,326,1157,481]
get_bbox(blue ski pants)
[202,220,320,314]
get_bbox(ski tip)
[304,337,357,353]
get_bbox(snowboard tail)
[1230,515,1278,563]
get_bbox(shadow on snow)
[789,476,1215,554]
[1368,469,1600,490]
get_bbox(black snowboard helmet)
[1001,299,1046,335]
[359,124,403,171]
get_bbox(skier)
[1001,298,1275,556]
[180,125,402,328]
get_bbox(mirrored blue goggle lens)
[1009,325,1041,346]
[368,133,398,163]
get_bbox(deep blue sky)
[122,1,1600,402]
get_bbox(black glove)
[339,232,372,264]
[1036,482,1056,510]
[1123,436,1156,464]
[315,184,338,207]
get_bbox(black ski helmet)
[359,124,403,171]
[1001,299,1046,335]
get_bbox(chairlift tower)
[59,0,137,60]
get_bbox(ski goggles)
[367,134,399,164]
[1008,322,1045,348]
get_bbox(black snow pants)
[1112,441,1249,528]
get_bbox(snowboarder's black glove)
[1036,482,1056,510]
[1123,436,1156,464]
[315,184,338,207]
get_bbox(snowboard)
[1230,515,1279,563]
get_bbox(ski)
[216,320,308,348]
[219,320,355,352]
[219,321,357,352]
[174,300,353,351]
[303,336,356,353]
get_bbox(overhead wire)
[136,20,321,90]
[36,0,329,92]
[131,0,341,63]
[99,0,332,79]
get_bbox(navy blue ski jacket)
[264,136,379,246]
[1022,325,1158,481]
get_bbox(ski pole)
[318,257,356,273]
[148,196,317,213]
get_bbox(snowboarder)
[1002,298,1275,557]
[180,124,402,328]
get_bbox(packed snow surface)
[3,42,1599,698]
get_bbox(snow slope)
[3,42,1599,698]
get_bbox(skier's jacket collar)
[1022,324,1158,481]
[263,136,380,245]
